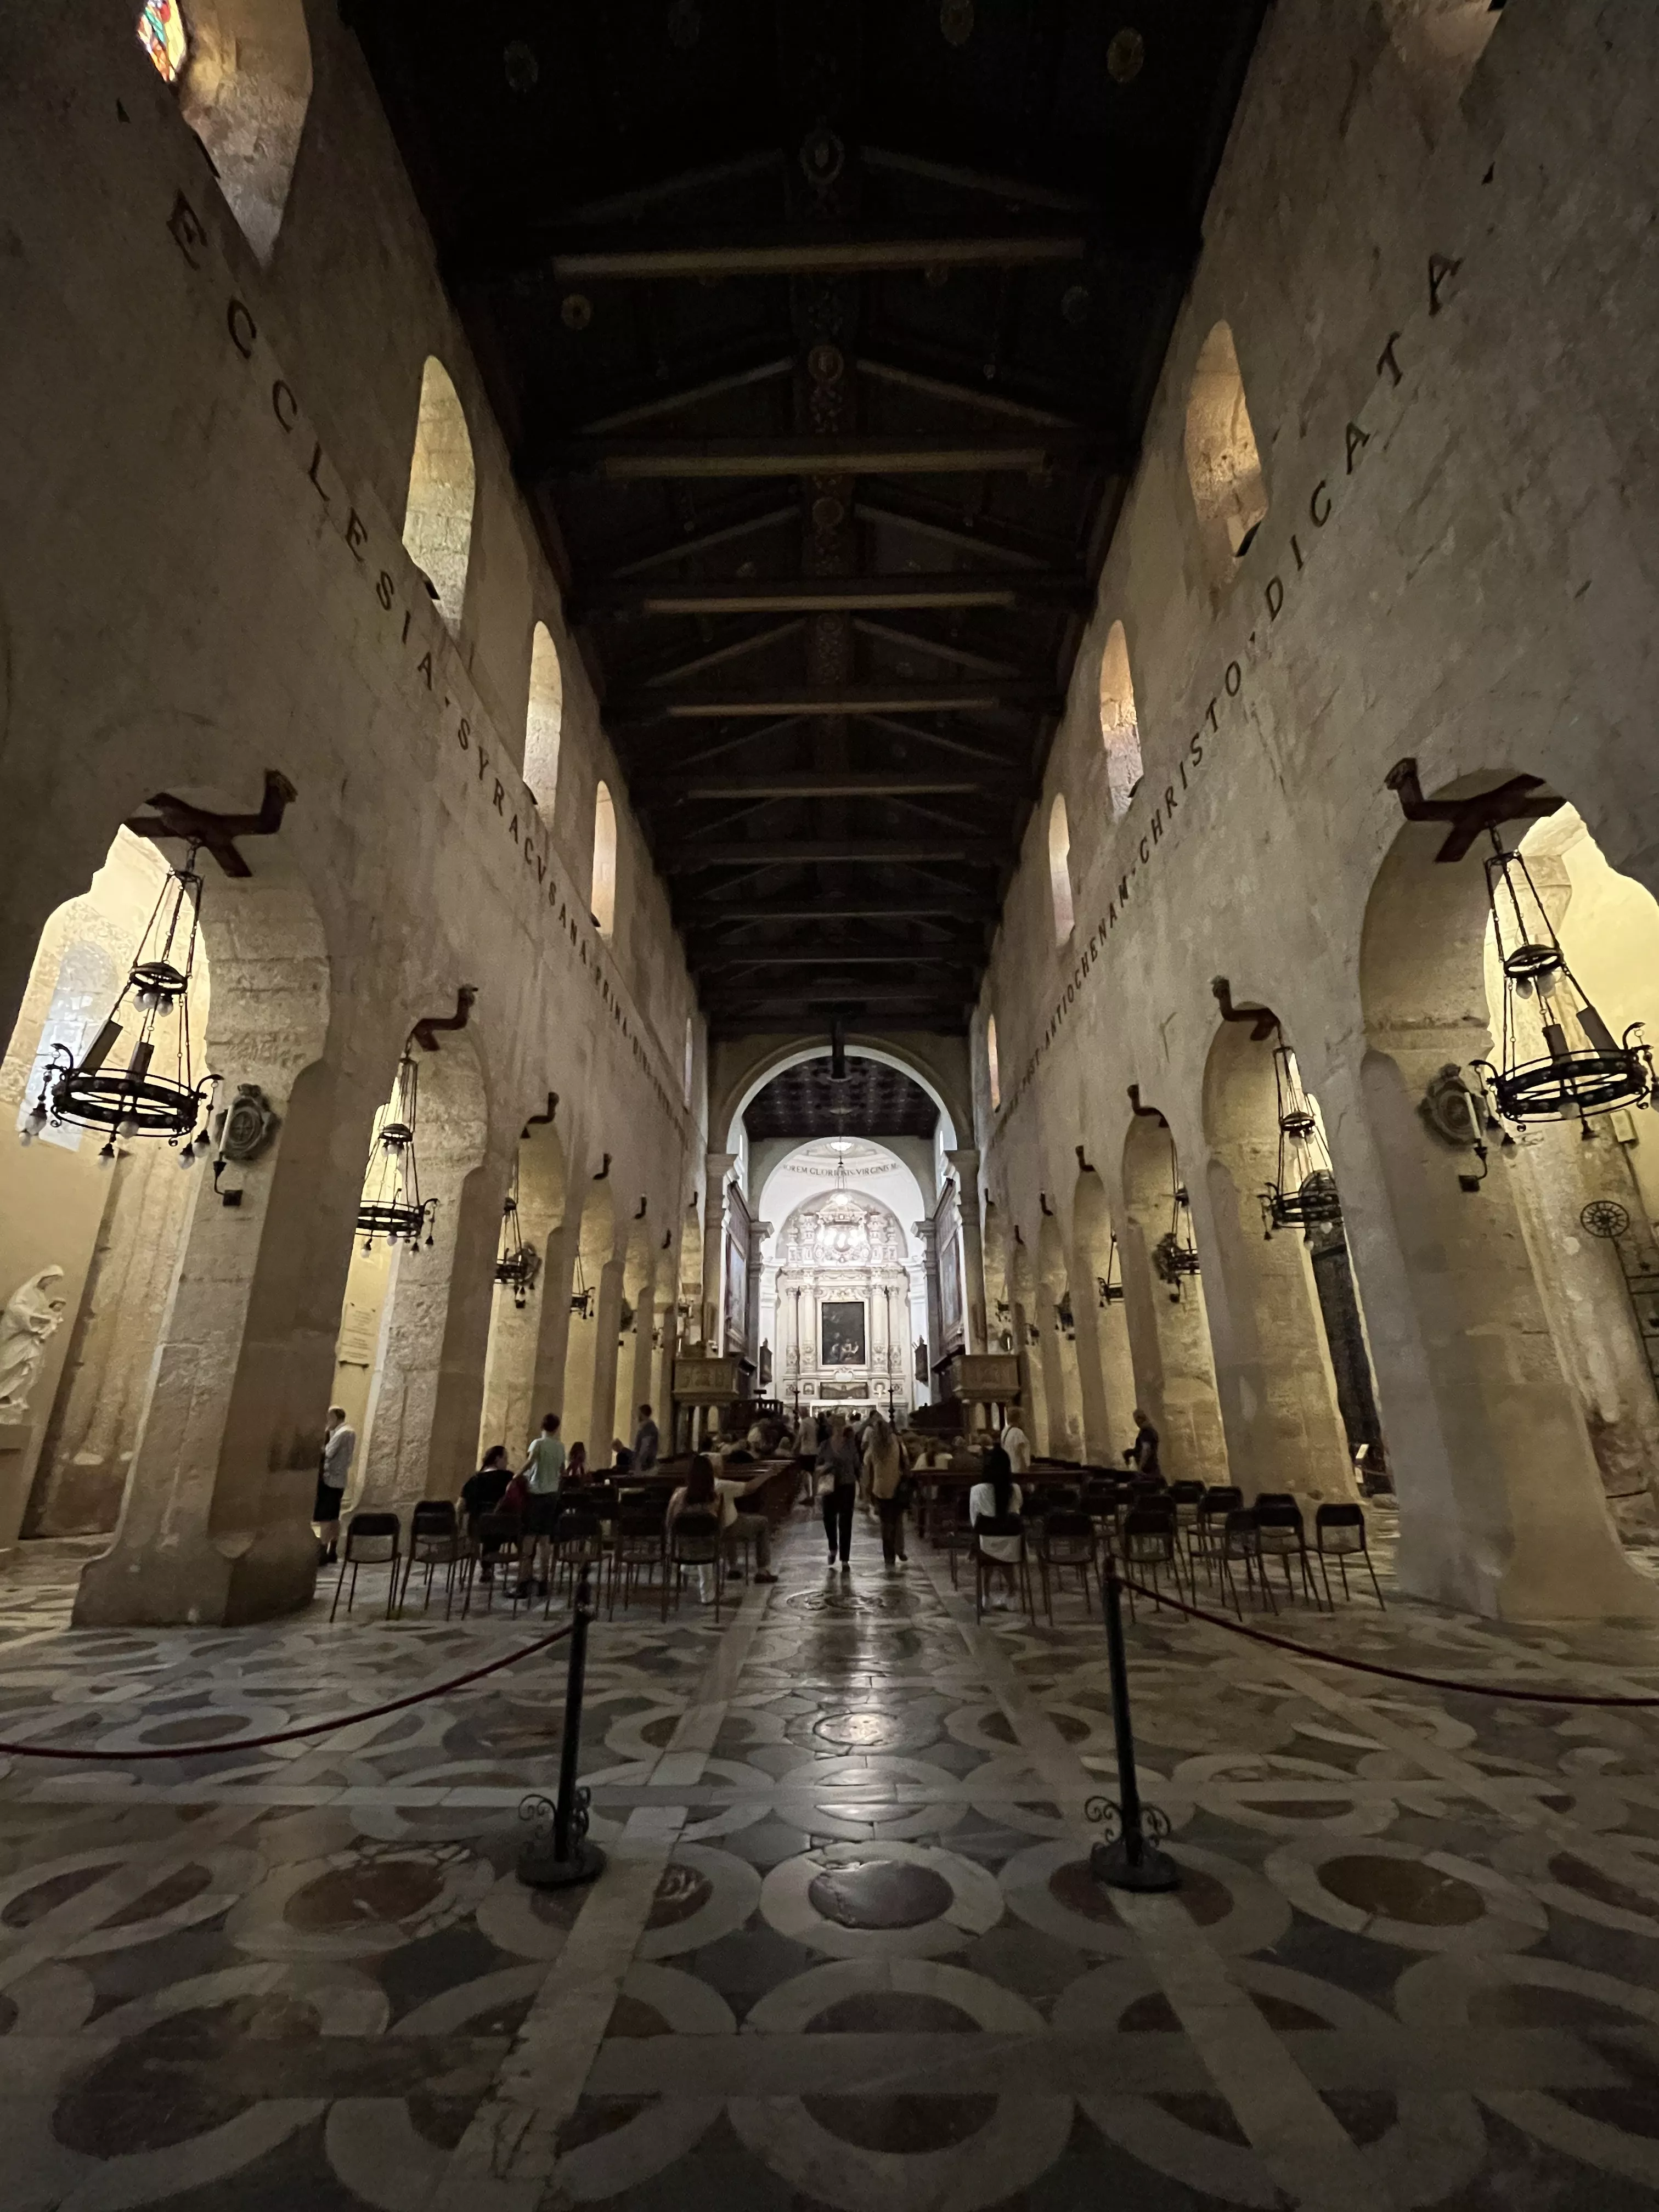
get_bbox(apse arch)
[721,1041,961,1153]
[756,1138,929,1248]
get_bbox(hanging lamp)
[494,1159,539,1307]
[1096,1235,1125,1306]
[1151,1142,1200,1301]
[1259,1029,1343,1236]
[570,1253,594,1319]
[1471,827,1651,1132]
[22,842,217,1171]
[356,1047,437,1250]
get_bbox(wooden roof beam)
[612,680,1060,727]
[576,571,1090,618]
[548,433,1114,483]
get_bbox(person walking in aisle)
[864,1410,910,1570]
[816,1414,861,1571]
[793,1408,820,1505]
[313,1406,356,1565]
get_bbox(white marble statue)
[0,1267,69,1415]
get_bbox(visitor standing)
[793,1408,820,1504]
[313,1405,356,1566]
[864,1411,910,1569]
[1002,1419,1031,1476]
[1128,1408,1161,1479]
[516,1413,566,1599]
[632,1403,659,1472]
[816,1415,860,1571]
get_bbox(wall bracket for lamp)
[1211,975,1278,1041]
[1075,1144,1094,1173]
[125,770,297,879]
[1126,1084,1167,1125]
[411,986,477,1052]
[1384,757,1562,864]
[521,1091,558,1137]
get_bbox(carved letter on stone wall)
[0,1268,69,1415]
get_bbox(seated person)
[561,1441,590,1489]
[462,1444,513,1581]
[667,1452,778,1587]
[968,1444,1024,1611]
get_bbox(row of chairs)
[325,1493,764,1625]
[931,1488,1383,1626]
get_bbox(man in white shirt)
[1002,1421,1032,1475]
[313,1406,356,1565]
[516,1414,566,1599]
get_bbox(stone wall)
[962,0,1659,1621]
[0,11,708,1621]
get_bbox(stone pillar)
[529,1213,580,1428]
[582,1254,627,1461]
[746,1217,769,1370]
[1306,1222,1383,1458]
[945,1149,988,1353]
[701,1152,736,1350]
[74,876,335,1628]
[915,1217,943,1402]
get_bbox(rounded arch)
[1098,620,1143,823]
[1376,0,1504,121]
[985,1013,1001,1113]
[758,1141,926,1257]
[402,357,476,636]
[1047,793,1075,945]
[1184,319,1268,586]
[720,1040,961,1153]
[154,0,313,266]
[524,622,563,819]
[591,781,618,940]
[1121,1102,1226,1483]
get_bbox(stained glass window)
[137,1,188,85]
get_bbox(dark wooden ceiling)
[351,0,1267,1036]
[744,1054,939,1141]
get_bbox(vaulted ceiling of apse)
[351,0,1268,1036]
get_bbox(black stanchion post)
[1089,1561,1181,1894]
[517,1567,606,1891]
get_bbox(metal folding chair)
[547,1509,606,1615]
[1035,1507,1097,1621]
[1218,1507,1277,1618]
[1119,1504,1183,1618]
[1254,1498,1325,1608]
[665,1505,725,1621]
[329,1510,402,1622]
[460,1510,524,1616]
[608,1506,667,1617]
[400,1499,462,1617]
[972,1514,1035,1624]
[1314,1503,1386,1609]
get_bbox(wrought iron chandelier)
[1151,1143,1200,1301]
[494,1159,539,1307]
[1259,1029,1343,1237]
[1096,1235,1125,1306]
[356,1048,437,1250]
[22,843,217,1170]
[1472,826,1652,1131]
[570,1254,594,1320]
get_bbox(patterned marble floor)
[3,1506,1659,2210]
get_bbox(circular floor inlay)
[1321,1854,1485,1927]
[800,2091,998,2154]
[2,1863,112,1930]
[286,1858,445,1930]
[648,1864,714,1929]
[815,1709,911,1749]
[808,1858,954,1931]
[811,1989,978,2034]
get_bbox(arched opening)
[1071,1166,1136,1460]
[1120,1108,1227,1483]
[331,1028,488,1520]
[479,1115,567,1463]
[1358,773,1657,1621]
[139,0,314,266]
[1200,1015,1363,1506]
[402,357,476,637]
[723,1040,962,1156]
[986,1015,1001,1113]
[2,830,209,1542]
[1047,794,1075,945]
[1098,620,1144,823]
[524,620,563,818]
[590,781,618,940]
[1035,1210,1085,1461]
[682,1014,695,1110]
[610,1205,654,1462]
[1009,1232,1049,1452]
[560,1173,617,1463]
[1377,0,1503,121]
[1184,319,1269,588]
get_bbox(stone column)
[945,1149,988,1353]
[701,1152,736,1351]
[74,877,335,1628]
[746,1217,769,1372]
[427,1148,516,1498]
[914,1217,943,1402]
[529,1212,580,1427]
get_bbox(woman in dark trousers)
[816,1415,860,1571]
[461,1444,512,1583]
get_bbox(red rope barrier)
[1111,1571,1659,1709]
[0,1620,575,1763]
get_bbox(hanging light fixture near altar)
[1152,1141,1200,1302]
[1096,1234,1125,1306]
[356,1047,437,1250]
[1472,827,1652,1133]
[21,842,218,1170]
[493,1159,539,1307]
[1259,1028,1343,1237]
[570,1253,594,1319]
